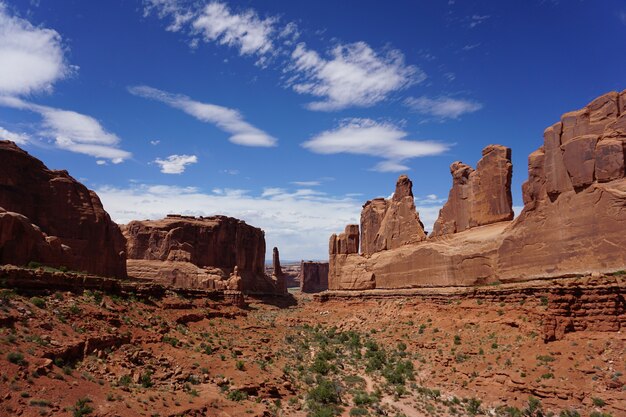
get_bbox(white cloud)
[0,125,30,144]
[150,140,160,145]
[221,169,239,175]
[462,43,480,51]
[192,2,276,57]
[0,96,131,163]
[302,118,450,172]
[129,85,277,147]
[0,2,71,95]
[291,180,321,187]
[404,96,482,119]
[290,42,423,111]
[96,160,107,166]
[469,14,490,28]
[144,2,423,111]
[145,0,278,64]
[154,154,198,174]
[97,183,362,260]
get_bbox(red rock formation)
[0,141,127,278]
[361,175,426,255]
[299,261,329,293]
[498,90,626,280]
[328,90,626,290]
[271,247,287,294]
[432,145,513,236]
[124,215,281,294]
[0,208,69,267]
[329,224,374,290]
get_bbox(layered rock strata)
[361,175,427,255]
[328,90,626,290]
[0,141,127,278]
[124,215,281,294]
[299,261,329,293]
[432,145,513,236]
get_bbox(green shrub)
[71,397,93,417]
[227,389,248,402]
[118,374,132,387]
[308,379,340,405]
[592,397,606,407]
[140,371,153,388]
[465,398,481,416]
[349,408,368,416]
[559,409,580,417]
[7,351,26,365]
[30,297,46,308]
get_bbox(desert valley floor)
[0,271,624,417]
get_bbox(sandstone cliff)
[361,175,427,255]
[432,144,513,236]
[328,90,626,290]
[0,141,127,278]
[124,215,281,294]
[299,261,329,293]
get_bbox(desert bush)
[30,297,46,308]
[7,351,26,365]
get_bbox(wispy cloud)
[302,118,450,172]
[144,0,280,66]
[0,2,73,96]
[404,96,482,120]
[469,14,490,28]
[0,96,131,163]
[192,2,277,57]
[462,43,480,51]
[0,125,30,144]
[289,42,423,111]
[129,85,277,147]
[154,154,198,174]
[144,1,423,111]
[98,181,447,257]
[97,182,363,260]
[291,180,321,187]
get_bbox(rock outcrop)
[432,145,513,236]
[361,175,426,255]
[299,261,329,293]
[124,215,281,294]
[0,141,127,278]
[328,90,626,290]
[271,247,287,294]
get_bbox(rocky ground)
[0,271,624,417]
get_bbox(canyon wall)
[299,261,329,293]
[0,141,127,278]
[431,144,513,236]
[124,215,282,294]
[329,90,626,290]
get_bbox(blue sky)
[0,0,624,260]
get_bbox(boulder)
[432,145,513,236]
[0,141,127,277]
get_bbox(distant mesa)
[299,261,329,293]
[123,215,286,295]
[329,90,626,290]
